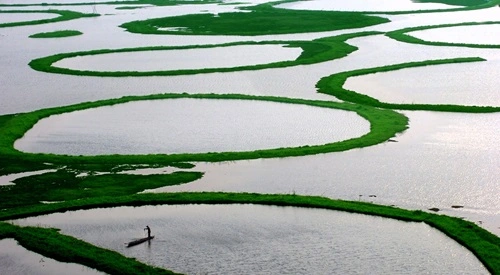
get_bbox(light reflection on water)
[157,111,500,235]
[0,13,59,24]
[15,99,370,155]
[10,204,489,274]
[0,239,104,275]
[410,23,500,45]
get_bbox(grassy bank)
[1,192,499,274]
[29,32,379,77]
[316,57,500,112]
[120,4,389,36]
[29,30,83,38]
[0,10,98,28]
[386,21,500,48]
[0,93,408,175]
[0,222,178,274]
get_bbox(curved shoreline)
[316,57,500,112]
[28,32,379,77]
[0,93,408,173]
[0,10,98,28]
[2,192,499,274]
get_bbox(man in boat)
[144,225,151,238]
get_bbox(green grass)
[0,93,408,175]
[28,31,380,77]
[120,4,389,36]
[316,57,500,112]
[29,30,83,38]
[0,222,178,274]
[0,170,203,209]
[1,192,499,274]
[386,21,500,48]
[0,10,98,28]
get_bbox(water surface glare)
[53,44,302,72]
[0,239,104,275]
[10,204,489,274]
[0,13,59,24]
[15,99,370,155]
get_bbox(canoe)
[126,236,154,247]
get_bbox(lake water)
[15,99,369,155]
[277,0,455,12]
[344,58,500,106]
[0,13,59,24]
[10,204,490,274]
[409,23,500,45]
[0,238,104,275]
[52,44,302,72]
[0,1,498,272]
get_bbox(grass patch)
[1,192,499,274]
[120,4,389,36]
[29,30,83,38]
[0,10,98,28]
[316,57,500,112]
[29,32,379,77]
[386,21,500,48]
[0,170,203,209]
[0,93,408,174]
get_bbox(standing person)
[144,225,151,238]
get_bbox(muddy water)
[10,204,490,274]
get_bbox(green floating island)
[29,30,83,38]
[386,21,500,48]
[1,192,499,274]
[316,57,500,113]
[0,93,408,175]
[0,10,98,28]
[28,31,379,77]
[120,4,389,36]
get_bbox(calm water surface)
[10,204,489,274]
[344,58,500,106]
[157,111,500,235]
[410,23,500,45]
[0,239,104,275]
[277,0,454,12]
[15,99,369,155]
[53,45,302,72]
[0,13,59,24]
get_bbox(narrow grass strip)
[1,192,499,274]
[316,57,500,112]
[0,10,98,28]
[0,222,178,274]
[386,21,500,48]
[0,93,408,171]
[29,30,83,38]
[28,32,380,77]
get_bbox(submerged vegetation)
[28,32,379,77]
[29,30,83,38]
[1,192,499,274]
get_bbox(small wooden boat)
[126,236,154,247]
